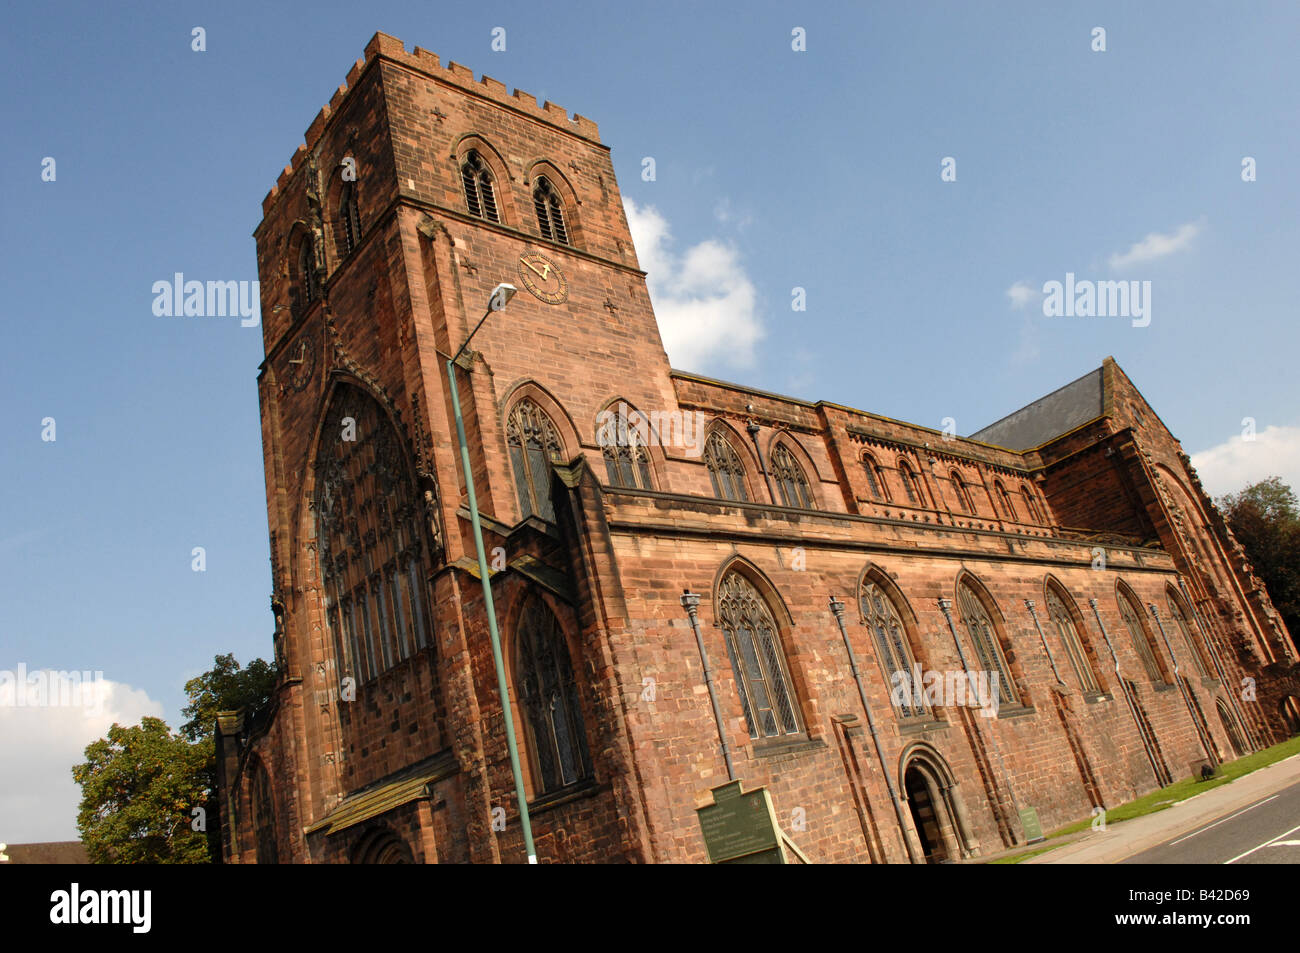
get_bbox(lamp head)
[489,283,518,312]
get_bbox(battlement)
[261,31,601,215]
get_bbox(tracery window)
[861,580,927,719]
[771,443,813,508]
[298,236,318,304]
[1167,589,1210,678]
[704,431,749,502]
[951,470,973,513]
[316,384,433,685]
[956,581,1018,707]
[532,176,569,244]
[716,572,802,739]
[1045,583,1099,693]
[899,459,925,507]
[516,597,591,793]
[1118,586,1168,684]
[338,182,362,256]
[863,453,888,501]
[460,150,500,223]
[507,399,563,521]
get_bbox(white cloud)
[1108,220,1203,270]
[0,672,165,843]
[623,198,763,370]
[1006,280,1039,310]
[1189,424,1300,498]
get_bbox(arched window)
[516,596,591,793]
[1045,582,1099,693]
[1117,585,1168,684]
[716,572,802,739]
[771,443,813,509]
[460,150,500,223]
[251,761,278,865]
[1022,484,1044,524]
[338,182,361,256]
[862,453,888,501]
[316,385,434,685]
[898,459,925,507]
[603,443,652,489]
[506,399,564,521]
[1167,588,1210,678]
[950,470,973,513]
[994,480,1017,520]
[704,431,749,502]
[298,236,318,305]
[532,176,569,244]
[861,578,927,719]
[956,580,1019,707]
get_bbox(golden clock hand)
[522,257,547,278]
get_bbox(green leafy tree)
[72,717,211,864]
[1219,477,1300,646]
[72,654,277,863]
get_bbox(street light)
[445,282,537,864]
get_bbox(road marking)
[1270,840,1300,847]
[1168,795,1279,846]
[1225,822,1300,864]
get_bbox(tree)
[72,654,277,863]
[72,717,211,864]
[1219,477,1300,647]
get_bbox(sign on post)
[697,780,788,864]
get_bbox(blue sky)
[2,1,1298,839]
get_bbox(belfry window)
[338,182,361,256]
[315,384,434,686]
[516,597,591,793]
[533,176,569,244]
[298,236,318,304]
[771,443,813,509]
[704,431,749,502]
[716,572,802,739]
[461,150,500,223]
[506,399,564,521]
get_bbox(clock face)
[286,334,317,392]
[518,253,568,304]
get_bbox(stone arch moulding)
[711,554,798,633]
[592,395,667,484]
[705,418,765,503]
[763,430,825,509]
[856,561,922,633]
[897,740,978,860]
[499,379,580,461]
[351,826,416,864]
[523,160,584,247]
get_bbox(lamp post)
[445,283,537,864]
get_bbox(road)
[1121,778,1300,864]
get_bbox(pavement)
[1018,753,1300,864]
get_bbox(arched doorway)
[904,765,949,863]
[352,827,415,864]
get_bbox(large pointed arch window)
[1117,585,1168,684]
[861,579,927,719]
[956,581,1018,707]
[460,150,500,223]
[507,399,564,521]
[533,176,569,244]
[771,442,813,509]
[716,572,802,739]
[516,597,591,793]
[1167,588,1210,678]
[315,384,434,686]
[704,431,749,502]
[1045,583,1100,693]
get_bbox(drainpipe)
[1178,577,1258,752]
[680,590,736,781]
[1149,604,1218,766]
[1025,600,1065,686]
[1089,598,1168,786]
[828,595,922,864]
[746,418,777,505]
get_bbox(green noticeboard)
[697,780,786,864]
[1019,806,1045,844]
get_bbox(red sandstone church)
[216,33,1300,863]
